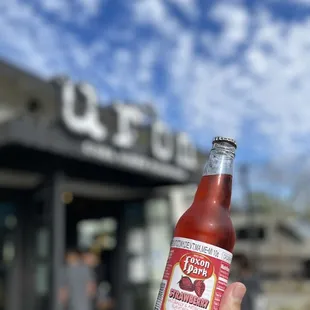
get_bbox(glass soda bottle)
[154,136,237,310]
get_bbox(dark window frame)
[236,225,266,241]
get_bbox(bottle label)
[154,237,232,310]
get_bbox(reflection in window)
[35,264,48,296]
[260,271,281,280]
[127,229,145,255]
[287,218,310,239]
[128,256,147,284]
[276,223,302,242]
[145,199,169,223]
[4,215,17,230]
[37,228,49,258]
[236,226,266,240]
[0,203,16,228]
[78,218,118,250]
[2,241,15,263]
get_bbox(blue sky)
[2,0,310,207]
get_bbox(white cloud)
[169,0,199,19]
[168,4,310,163]
[77,0,104,16]
[133,0,168,26]
[268,0,310,6]
[34,0,105,23]
[279,0,310,5]
[132,0,180,36]
[37,0,72,19]
[245,48,268,75]
[208,2,250,57]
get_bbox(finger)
[219,282,246,310]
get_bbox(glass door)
[0,192,35,310]
[29,190,53,310]
[26,176,65,310]
[0,174,65,310]
[0,191,52,310]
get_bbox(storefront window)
[35,228,50,297]
[35,264,49,295]
[147,224,171,282]
[145,198,169,223]
[127,228,145,255]
[128,256,148,284]
[36,228,49,258]
[77,218,118,250]
[144,196,172,309]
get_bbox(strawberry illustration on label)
[194,280,206,297]
[178,276,194,292]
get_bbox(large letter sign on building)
[176,132,198,170]
[151,120,174,162]
[61,80,107,141]
[59,79,198,180]
[112,103,145,149]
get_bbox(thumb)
[219,282,246,310]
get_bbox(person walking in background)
[81,249,114,310]
[59,248,96,310]
[234,254,264,310]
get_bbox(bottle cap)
[212,136,237,149]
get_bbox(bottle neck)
[203,142,235,176]
[193,142,235,209]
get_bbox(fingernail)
[232,283,246,301]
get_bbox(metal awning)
[0,118,202,186]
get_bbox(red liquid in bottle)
[175,174,235,252]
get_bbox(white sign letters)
[61,80,107,141]
[112,103,145,149]
[176,132,197,170]
[59,80,198,177]
[151,120,174,162]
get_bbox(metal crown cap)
[212,136,237,149]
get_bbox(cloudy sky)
[1,0,310,188]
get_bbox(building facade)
[0,60,206,310]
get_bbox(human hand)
[219,282,246,310]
